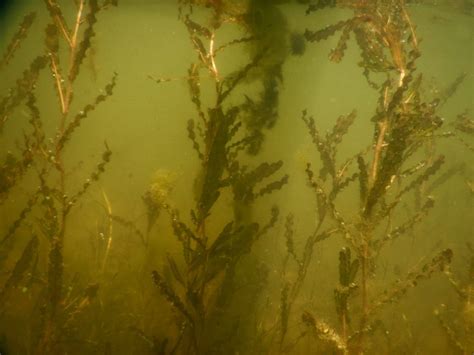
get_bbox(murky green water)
[0,1,472,354]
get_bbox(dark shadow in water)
[0,0,13,18]
[0,333,8,355]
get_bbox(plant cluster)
[0,1,471,355]
[271,1,471,353]
[1,1,117,353]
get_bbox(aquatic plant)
[435,242,474,354]
[0,1,117,353]
[272,1,468,353]
[1,11,45,304]
[0,1,470,354]
[148,3,288,353]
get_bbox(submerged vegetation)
[1,1,117,353]
[0,0,472,354]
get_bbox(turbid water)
[0,1,472,354]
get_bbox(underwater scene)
[0,0,472,354]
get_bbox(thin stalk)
[370,120,388,185]
[50,55,66,114]
[341,311,348,349]
[354,230,370,355]
[46,0,72,46]
[64,0,85,113]
[100,189,113,274]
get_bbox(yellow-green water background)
[0,1,472,354]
